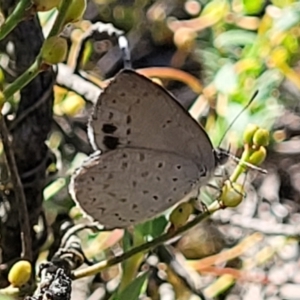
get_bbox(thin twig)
[72,210,211,279]
[60,222,102,248]
[9,79,54,131]
[0,116,32,261]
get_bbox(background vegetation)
[1,0,300,299]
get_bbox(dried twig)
[0,116,32,261]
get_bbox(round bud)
[8,260,32,287]
[249,146,267,166]
[63,0,87,24]
[220,181,244,208]
[32,0,61,12]
[253,128,270,147]
[169,202,194,228]
[41,36,68,65]
[243,124,259,145]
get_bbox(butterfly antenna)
[118,35,132,69]
[218,90,259,148]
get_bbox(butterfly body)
[70,70,217,228]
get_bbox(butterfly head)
[213,147,230,167]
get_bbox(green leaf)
[214,30,257,49]
[135,215,168,239]
[122,229,133,252]
[214,63,238,94]
[111,272,149,300]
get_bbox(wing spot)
[157,162,164,168]
[108,112,113,119]
[120,198,127,203]
[173,187,177,191]
[122,162,128,169]
[139,153,145,161]
[115,213,119,217]
[91,176,95,181]
[156,176,161,181]
[136,98,141,103]
[132,204,138,209]
[143,92,148,97]
[153,195,158,201]
[141,171,149,177]
[129,219,135,223]
[132,181,137,187]
[126,115,132,124]
[112,99,116,104]
[176,165,182,170]
[126,128,131,135]
[103,184,109,189]
[102,124,117,134]
[104,136,119,150]
[122,153,128,158]
[143,190,149,194]
[120,92,125,97]
[168,198,172,202]
[108,192,116,197]
[92,197,96,202]
[172,178,178,182]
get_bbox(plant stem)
[3,59,41,99]
[48,0,73,38]
[0,0,32,41]
[72,210,211,280]
[3,0,73,100]
[0,116,32,261]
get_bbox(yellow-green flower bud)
[32,0,61,11]
[249,146,267,166]
[63,0,87,24]
[8,260,32,287]
[243,124,259,145]
[253,128,270,147]
[220,181,244,208]
[169,202,194,228]
[41,36,68,65]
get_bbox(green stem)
[0,0,32,41]
[119,230,145,292]
[48,0,73,38]
[2,0,73,99]
[230,146,251,183]
[72,210,212,280]
[3,59,41,99]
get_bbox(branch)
[0,116,32,261]
[72,210,211,279]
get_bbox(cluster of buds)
[169,124,270,229]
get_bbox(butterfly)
[69,69,221,229]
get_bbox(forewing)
[88,69,215,173]
[70,148,207,229]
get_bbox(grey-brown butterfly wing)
[88,69,215,173]
[70,148,207,229]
